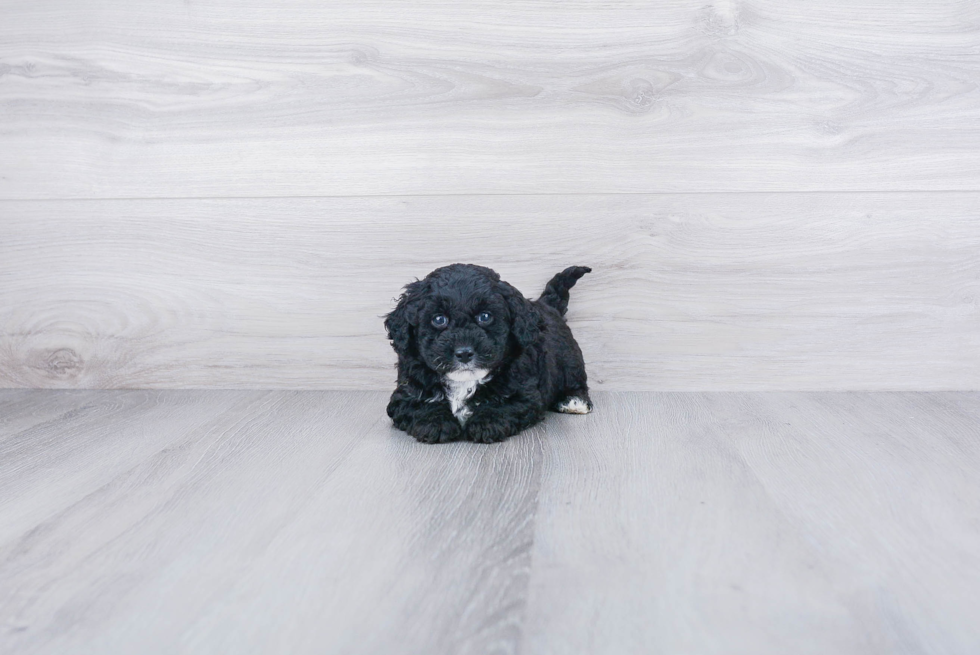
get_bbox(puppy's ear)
[385,279,426,357]
[499,281,541,350]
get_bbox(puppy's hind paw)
[556,396,592,414]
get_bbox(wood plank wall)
[1,1,979,390]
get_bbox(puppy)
[385,264,592,443]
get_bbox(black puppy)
[385,264,592,443]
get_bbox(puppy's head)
[385,264,540,380]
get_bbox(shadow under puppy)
[385,264,592,443]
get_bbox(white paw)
[557,397,591,414]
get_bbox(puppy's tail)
[538,266,591,316]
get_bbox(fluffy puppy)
[385,264,592,444]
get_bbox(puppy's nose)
[454,346,475,364]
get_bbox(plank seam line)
[2,189,980,202]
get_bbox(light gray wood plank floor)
[2,390,978,654]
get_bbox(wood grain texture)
[2,193,978,390]
[0,390,543,655]
[2,390,980,653]
[1,1,979,198]
[524,391,980,654]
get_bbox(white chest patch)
[443,369,490,424]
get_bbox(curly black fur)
[385,264,592,444]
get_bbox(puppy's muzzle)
[454,346,475,364]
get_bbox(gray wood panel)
[2,193,978,390]
[0,390,542,655]
[1,1,978,198]
[2,390,980,653]
[524,391,980,653]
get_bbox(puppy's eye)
[431,314,449,328]
[476,311,493,326]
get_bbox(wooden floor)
[2,390,978,654]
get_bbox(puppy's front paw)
[464,415,514,444]
[409,418,462,444]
